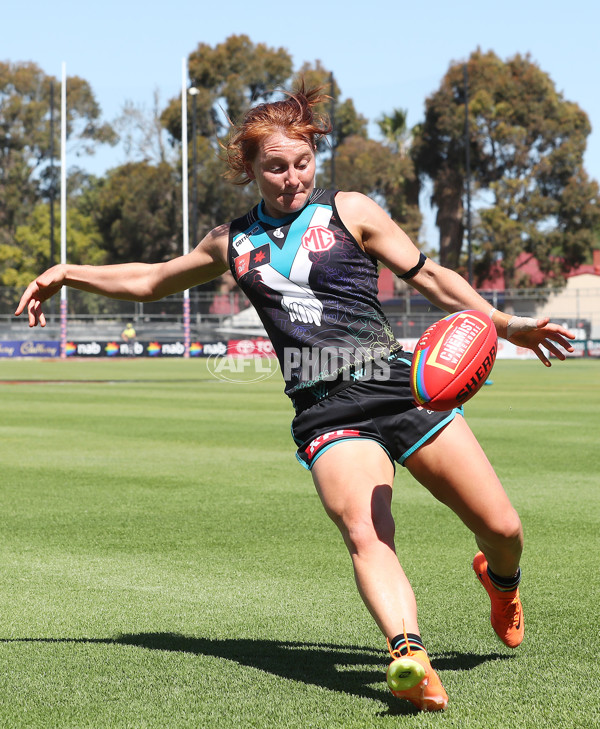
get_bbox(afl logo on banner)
[301,226,336,252]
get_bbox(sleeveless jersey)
[228,188,402,397]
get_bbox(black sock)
[487,566,521,591]
[390,632,426,655]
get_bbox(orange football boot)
[386,636,448,712]
[472,551,524,648]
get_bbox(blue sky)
[4,0,599,247]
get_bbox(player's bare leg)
[405,415,523,576]
[311,439,419,637]
[311,439,448,710]
[405,415,524,647]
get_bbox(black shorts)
[291,352,462,470]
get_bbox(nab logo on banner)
[301,226,336,253]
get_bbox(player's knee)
[486,507,523,547]
[341,509,395,554]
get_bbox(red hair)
[223,82,332,185]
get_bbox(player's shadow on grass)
[114,633,512,716]
[2,633,512,716]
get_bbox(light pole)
[329,72,336,188]
[188,87,199,247]
[49,81,57,322]
[464,64,473,286]
[49,82,56,269]
[181,59,191,358]
[60,62,67,359]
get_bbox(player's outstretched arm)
[336,195,575,368]
[15,226,229,328]
[407,262,575,366]
[15,261,153,328]
[408,263,575,366]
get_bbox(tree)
[113,89,175,166]
[329,135,421,243]
[0,61,116,267]
[91,162,181,264]
[293,60,368,157]
[292,65,420,239]
[412,49,600,286]
[378,109,410,155]
[0,202,106,308]
[159,38,420,259]
[190,135,258,237]
[377,109,422,242]
[158,36,293,240]
[161,35,293,142]
[322,105,421,244]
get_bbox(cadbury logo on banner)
[301,226,336,253]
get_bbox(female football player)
[16,83,574,712]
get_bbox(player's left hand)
[506,316,575,367]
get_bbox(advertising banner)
[63,340,229,357]
[0,341,61,358]
[586,339,600,357]
[2,338,600,358]
[226,338,276,357]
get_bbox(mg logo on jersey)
[301,226,336,252]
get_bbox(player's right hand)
[14,265,66,327]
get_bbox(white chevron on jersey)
[288,206,333,289]
[231,205,333,303]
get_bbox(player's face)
[246,132,316,218]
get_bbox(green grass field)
[1,357,598,728]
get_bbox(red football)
[410,310,498,411]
